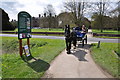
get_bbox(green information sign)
[18,11,32,39]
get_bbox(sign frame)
[18,11,32,57]
[18,11,32,39]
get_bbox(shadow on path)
[71,44,91,61]
[72,50,88,61]
[22,55,50,72]
[77,43,91,49]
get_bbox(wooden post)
[19,39,22,57]
[97,41,100,48]
[27,38,30,48]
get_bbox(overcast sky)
[0,0,119,21]
[0,0,65,20]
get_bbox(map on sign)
[18,11,32,39]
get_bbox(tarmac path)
[43,42,113,78]
[43,30,113,78]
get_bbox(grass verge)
[92,29,120,38]
[1,37,65,78]
[1,28,64,32]
[32,34,64,37]
[92,29,120,35]
[32,28,64,32]
[90,43,120,78]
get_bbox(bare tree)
[44,4,56,30]
[91,0,112,32]
[110,1,120,30]
[44,4,56,17]
[118,1,120,30]
[97,1,105,32]
[64,0,87,27]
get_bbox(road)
[0,34,119,43]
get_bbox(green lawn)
[92,29,120,34]
[91,43,120,78]
[2,28,64,32]
[1,37,65,78]
[0,36,2,79]
[94,36,120,39]
[92,29,120,38]
[32,28,64,32]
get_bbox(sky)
[0,0,119,21]
[0,0,64,21]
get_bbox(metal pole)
[19,39,22,57]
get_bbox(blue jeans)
[76,32,86,38]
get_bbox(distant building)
[31,14,58,28]
[31,17,40,27]
[31,12,90,28]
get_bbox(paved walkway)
[43,30,113,78]
[43,42,112,78]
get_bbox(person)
[81,25,87,37]
[81,25,87,33]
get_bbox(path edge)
[42,49,66,78]
[89,48,114,78]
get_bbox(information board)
[18,11,32,39]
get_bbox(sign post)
[19,39,22,57]
[27,38,30,48]
[18,11,32,57]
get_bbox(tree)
[57,12,75,28]
[91,13,101,29]
[64,0,87,27]
[118,1,120,30]
[90,0,116,32]
[44,4,56,16]
[91,12,119,30]
[93,0,109,32]
[108,1,120,30]
[11,19,18,28]
[1,8,15,31]
[44,4,56,30]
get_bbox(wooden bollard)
[97,41,100,48]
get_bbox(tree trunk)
[101,29,103,32]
